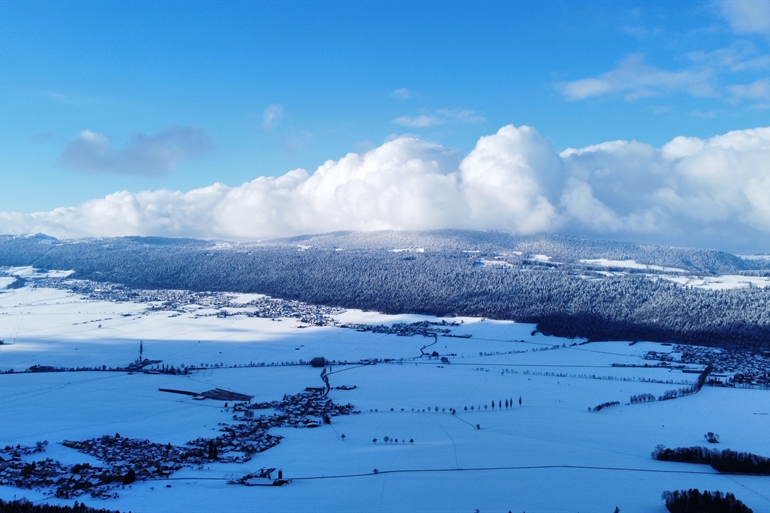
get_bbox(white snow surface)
[3,266,74,279]
[738,254,770,261]
[580,258,686,273]
[0,285,769,512]
[476,259,514,268]
[662,274,770,290]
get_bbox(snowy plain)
[1,281,769,513]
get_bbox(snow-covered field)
[576,259,770,290]
[1,284,770,512]
[661,274,770,290]
[580,258,685,273]
[4,266,74,279]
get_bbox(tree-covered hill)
[2,231,770,350]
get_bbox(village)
[338,319,460,337]
[0,382,356,499]
[33,276,344,327]
[643,344,770,388]
[31,274,477,334]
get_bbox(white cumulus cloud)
[459,125,563,234]
[6,124,770,251]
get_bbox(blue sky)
[3,1,770,250]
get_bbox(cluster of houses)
[227,467,278,486]
[36,277,481,334]
[188,389,355,470]
[339,319,459,337]
[0,441,122,499]
[0,456,117,500]
[202,302,340,327]
[38,277,345,327]
[39,278,221,307]
[62,435,193,477]
[187,422,283,463]
[234,388,357,430]
[644,345,770,388]
[0,386,356,498]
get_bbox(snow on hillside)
[1,282,769,512]
[662,274,770,290]
[580,258,686,273]
[739,255,770,261]
[3,266,74,279]
[474,259,514,268]
[577,259,770,290]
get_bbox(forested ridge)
[2,231,770,350]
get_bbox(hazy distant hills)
[280,230,753,274]
[2,230,770,350]
[0,230,759,274]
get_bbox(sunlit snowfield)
[1,282,769,513]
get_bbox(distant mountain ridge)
[274,230,750,274]
[2,230,770,350]
[0,230,756,274]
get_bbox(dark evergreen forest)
[0,499,122,513]
[2,231,770,351]
[662,489,752,513]
[653,445,770,475]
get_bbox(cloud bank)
[5,124,770,251]
[59,126,213,176]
